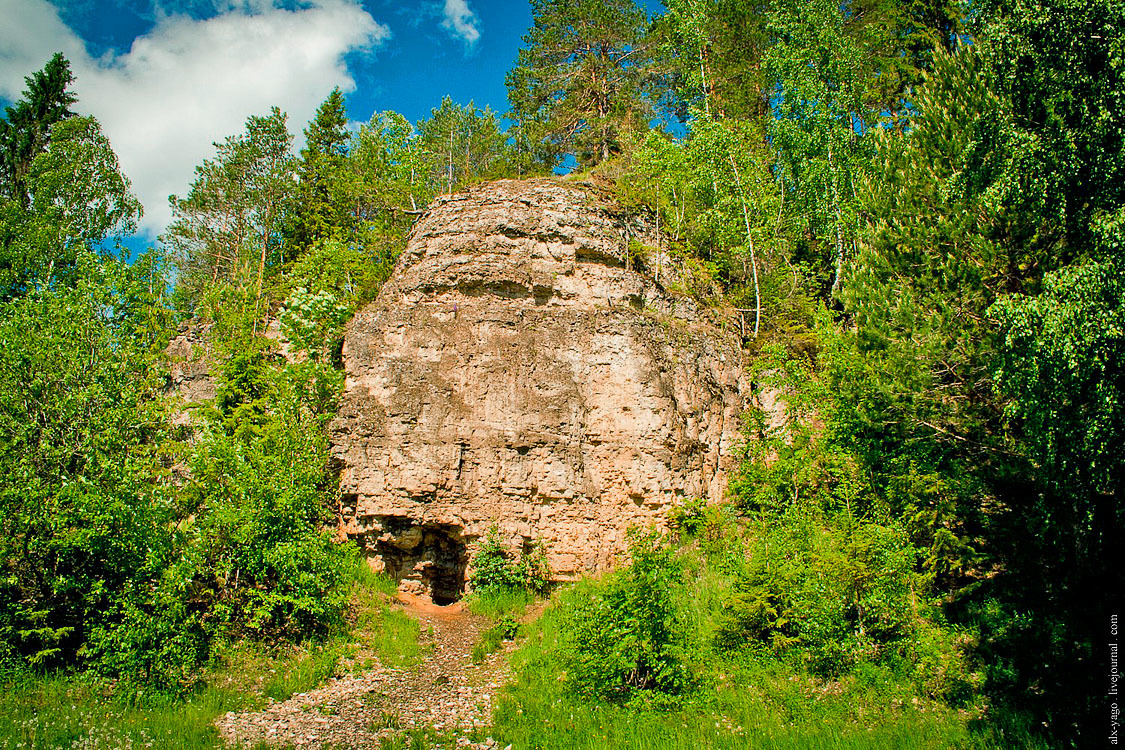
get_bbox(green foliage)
[765,0,872,297]
[0,259,170,670]
[0,57,436,710]
[624,111,824,351]
[290,87,351,251]
[417,96,515,193]
[1,113,141,297]
[85,363,355,693]
[652,0,772,122]
[667,497,709,537]
[469,527,525,592]
[0,53,77,208]
[725,338,982,701]
[560,530,693,705]
[0,565,422,749]
[466,586,535,620]
[473,614,521,664]
[469,526,551,596]
[991,210,1125,537]
[506,0,653,169]
[493,540,999,750]
[726,506,972,698]
[279,286,350,361]
[344,111,433,223]
[826,1,1125,740]
[971,0,1125,265]
[166,107,296,310]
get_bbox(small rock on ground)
[216,602,512,749]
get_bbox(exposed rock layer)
[166,321,217,427]
[330,179,748,595]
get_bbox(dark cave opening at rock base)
[361,518,469,605]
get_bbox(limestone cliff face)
[330,179,748,601]
[166,321,217,428]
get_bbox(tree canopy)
[506,0,654,169]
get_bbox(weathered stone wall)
[166,321,217,428]
[330,179,748,598]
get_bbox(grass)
[0,673,246,749]
[373,726,490,750]
[462,586,535,619]
[0,561,419,750]
[485,552,1048,750]
[464,586,537,664]
[348,559,422,671]
[259,640,350,702]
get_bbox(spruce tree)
[0,54,77,208]
[291,88,350,251]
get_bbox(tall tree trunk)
[729,152,760,338]
[828,142,845,298]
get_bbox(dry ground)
[216,597,513,749]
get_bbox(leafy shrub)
[0,276,170,671]
[279,286,351,361]
[470,527,524,592]
[469,526,551,596]
[713,501,974,697]
[178,391,352,640]
[80,352,355,693]
[518,540,552,595]
[668,497,708,537]
[561,530,694,705]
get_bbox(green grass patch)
[0,564,419,749]
[472,614,521,664]
[260,640,350,702]
[465,585,535,663]
[463,586,535,618]
[0,661,261,749]
[363,607,423,670]
[374,725,490,750]
[488,547,1044,750]
[348,560,422,670]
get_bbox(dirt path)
[216,599,513,749]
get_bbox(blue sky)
[0,0,666,239]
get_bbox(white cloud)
[440,0,479,47]
[0,0,390,235]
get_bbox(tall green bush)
[0,262,169,671]
[561,530,694,705]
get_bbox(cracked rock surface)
[331,178,749,582]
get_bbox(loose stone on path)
[216,600,511,749]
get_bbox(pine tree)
[291,88,350,251]
[506,0,653,169]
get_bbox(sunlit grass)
[348,559,421,670]
[463,586,535,619]
[0,671,251,749]
[487,571,1045,750]
[0,563,418,749]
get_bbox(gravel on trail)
[216,600,515,749]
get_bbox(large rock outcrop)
[330,179,748,601]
